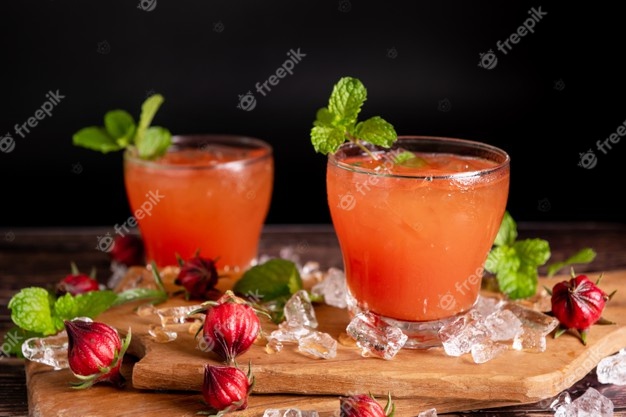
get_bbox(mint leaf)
[310,76,397,155]
[136,126,172,160]
[328,77,367,127]
[485,245,520,275]
[353,116,397,148]
[8,287,56,335]
[73,93,170,160]
[493,211,517,247]
[513,239,551,268]
[547,248,597,277]
[53,290,118,326]
[311,125,346,155]
[136,94,164,142]
[104,110,136,147]
[233,259,303,303]
[496,263,539,299]
[72,127,122,153]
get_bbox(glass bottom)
[346,290,474,349]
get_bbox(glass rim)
[327,135,510,179]
[124,134,273,170]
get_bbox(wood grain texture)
[24,270,626,416]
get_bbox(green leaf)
[328,76,367,127]
[233,259,303,303]
[114,288,168,306]
[53,290,118,323]
[546,248,597,277]
[311,125,346,155]
[136,94,165,143]
[136,126,172,160]
[313,107,335,127]
[104,110,136,147]
[8,287,57,335]
[513,238,551,267]
[493,211,517,247]
[353,116,397,148]
[485,245,519,275]
[72,127,122,154]
[496,263,538,300]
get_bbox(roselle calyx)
[339,392,395,417]
[197,290,265,365]
[64,319,132,389]
[110,234,145,267]
[201,363,254,416]
[56,262,100,296]
[549,269,617,345]
[175,252,219,300]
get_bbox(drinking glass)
[123,134,273,278]
[327,136,510,348]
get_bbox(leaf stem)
[345,132,379,160]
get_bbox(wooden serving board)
[26,270,626,417]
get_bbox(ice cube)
[484,309,523,341]
[470,340,508,364]
[297,331,337,359]
[597,348,626,385]
[501,302,559,335]
[554,387,614,417]
[550,391,572,411]
[263,409,319,417]
[311,267,348,309]
[148,324,177,343]
[512,328,548,353]
[22,331,69,370]
[156,304,204,326]
[474,295,503,317]
[284,290,318,329]
[418,408,438,417]
[346,312,408,360]
[439,310,489,357]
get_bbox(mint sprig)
[72,94,171,160]
[232,258,304,323]
[311,77,397,156]
[485,211,596,299]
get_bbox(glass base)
[346,291,473,349]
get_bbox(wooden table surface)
[1,222,626,417]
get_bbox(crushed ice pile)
[438,295,560,363]
[597,348,626,385]
[551,388,614,416]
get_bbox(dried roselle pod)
[202,363,254,414]
[64,319,131,389]
[550,270,616,345]
[339,393,395,417]
[200,291,262,364]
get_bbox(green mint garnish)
[310,76,397,157]
[8,287,118,336]
[72,94,171,160]
[393,150,427,168]
[485,211,595,299]
[546,248,597,278]
[233,258,304,323]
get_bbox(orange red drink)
[123,135,273,274]
[327,136,510,347]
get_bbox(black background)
[1,1,624,227]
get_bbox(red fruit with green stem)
[549,269,616,345]
[201,363,254,415]
[175,252,220,300]
[339,393,395,417]
[56,262,100,296]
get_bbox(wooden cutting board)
[26,270,626,417]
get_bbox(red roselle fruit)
[64,319,132,389]
[56,262,100,296]
[339,393,395,417]
[109,234,145,267]
[202,363,254,414]
[175,253,219,300]
[200,291,263,365]
[550,271,616,345]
